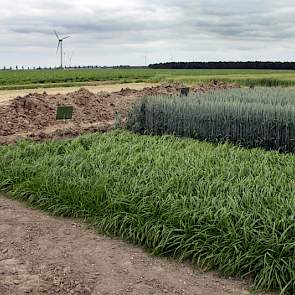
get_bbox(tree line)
[149,62,295,70]
[0,65,134,71]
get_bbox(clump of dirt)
[191,80,239,92]
[0,92,56,137]
[0,88,126,138]
[139,81,239,96]
[0,81,239,144]
[140,81,186,96]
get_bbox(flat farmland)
[1,68,294,293]
[1,68,295,90]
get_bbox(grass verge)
[0,130,294,293]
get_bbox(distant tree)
[149,61,295,70]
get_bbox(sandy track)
[0,83,156,103]
[0,195,267,295]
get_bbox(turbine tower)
[54,31,70,69]
[69,51,74,67]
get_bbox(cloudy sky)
[0,0,295,67]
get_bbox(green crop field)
[0,68,295,90]
[1,130,295,293]
[129,87,295,152]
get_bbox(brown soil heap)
[0,81,239,143]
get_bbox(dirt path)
[0,83,156,104]
[0,195,272,295]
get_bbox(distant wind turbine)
[143,53,148,67]
[69,51,75,67]
[54,31,70,69]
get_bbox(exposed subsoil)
[0,195,271,295]
[0,81,239,144]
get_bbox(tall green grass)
[128,88,295,152]
[0,130,295,293]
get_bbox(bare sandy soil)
[0,195,272,295]
[0,83,156,104]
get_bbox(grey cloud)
[0,0,295,67]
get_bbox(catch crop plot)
[1,130,295,293]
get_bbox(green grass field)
[1,130,295,293]
[1,68,295,90]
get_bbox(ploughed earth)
[0,81,238,144]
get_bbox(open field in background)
[1,68,295,90]
[0,130,293,293]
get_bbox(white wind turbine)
[54,31,70,69]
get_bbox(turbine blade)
[54,30,60,40]
[62,36,71,40]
